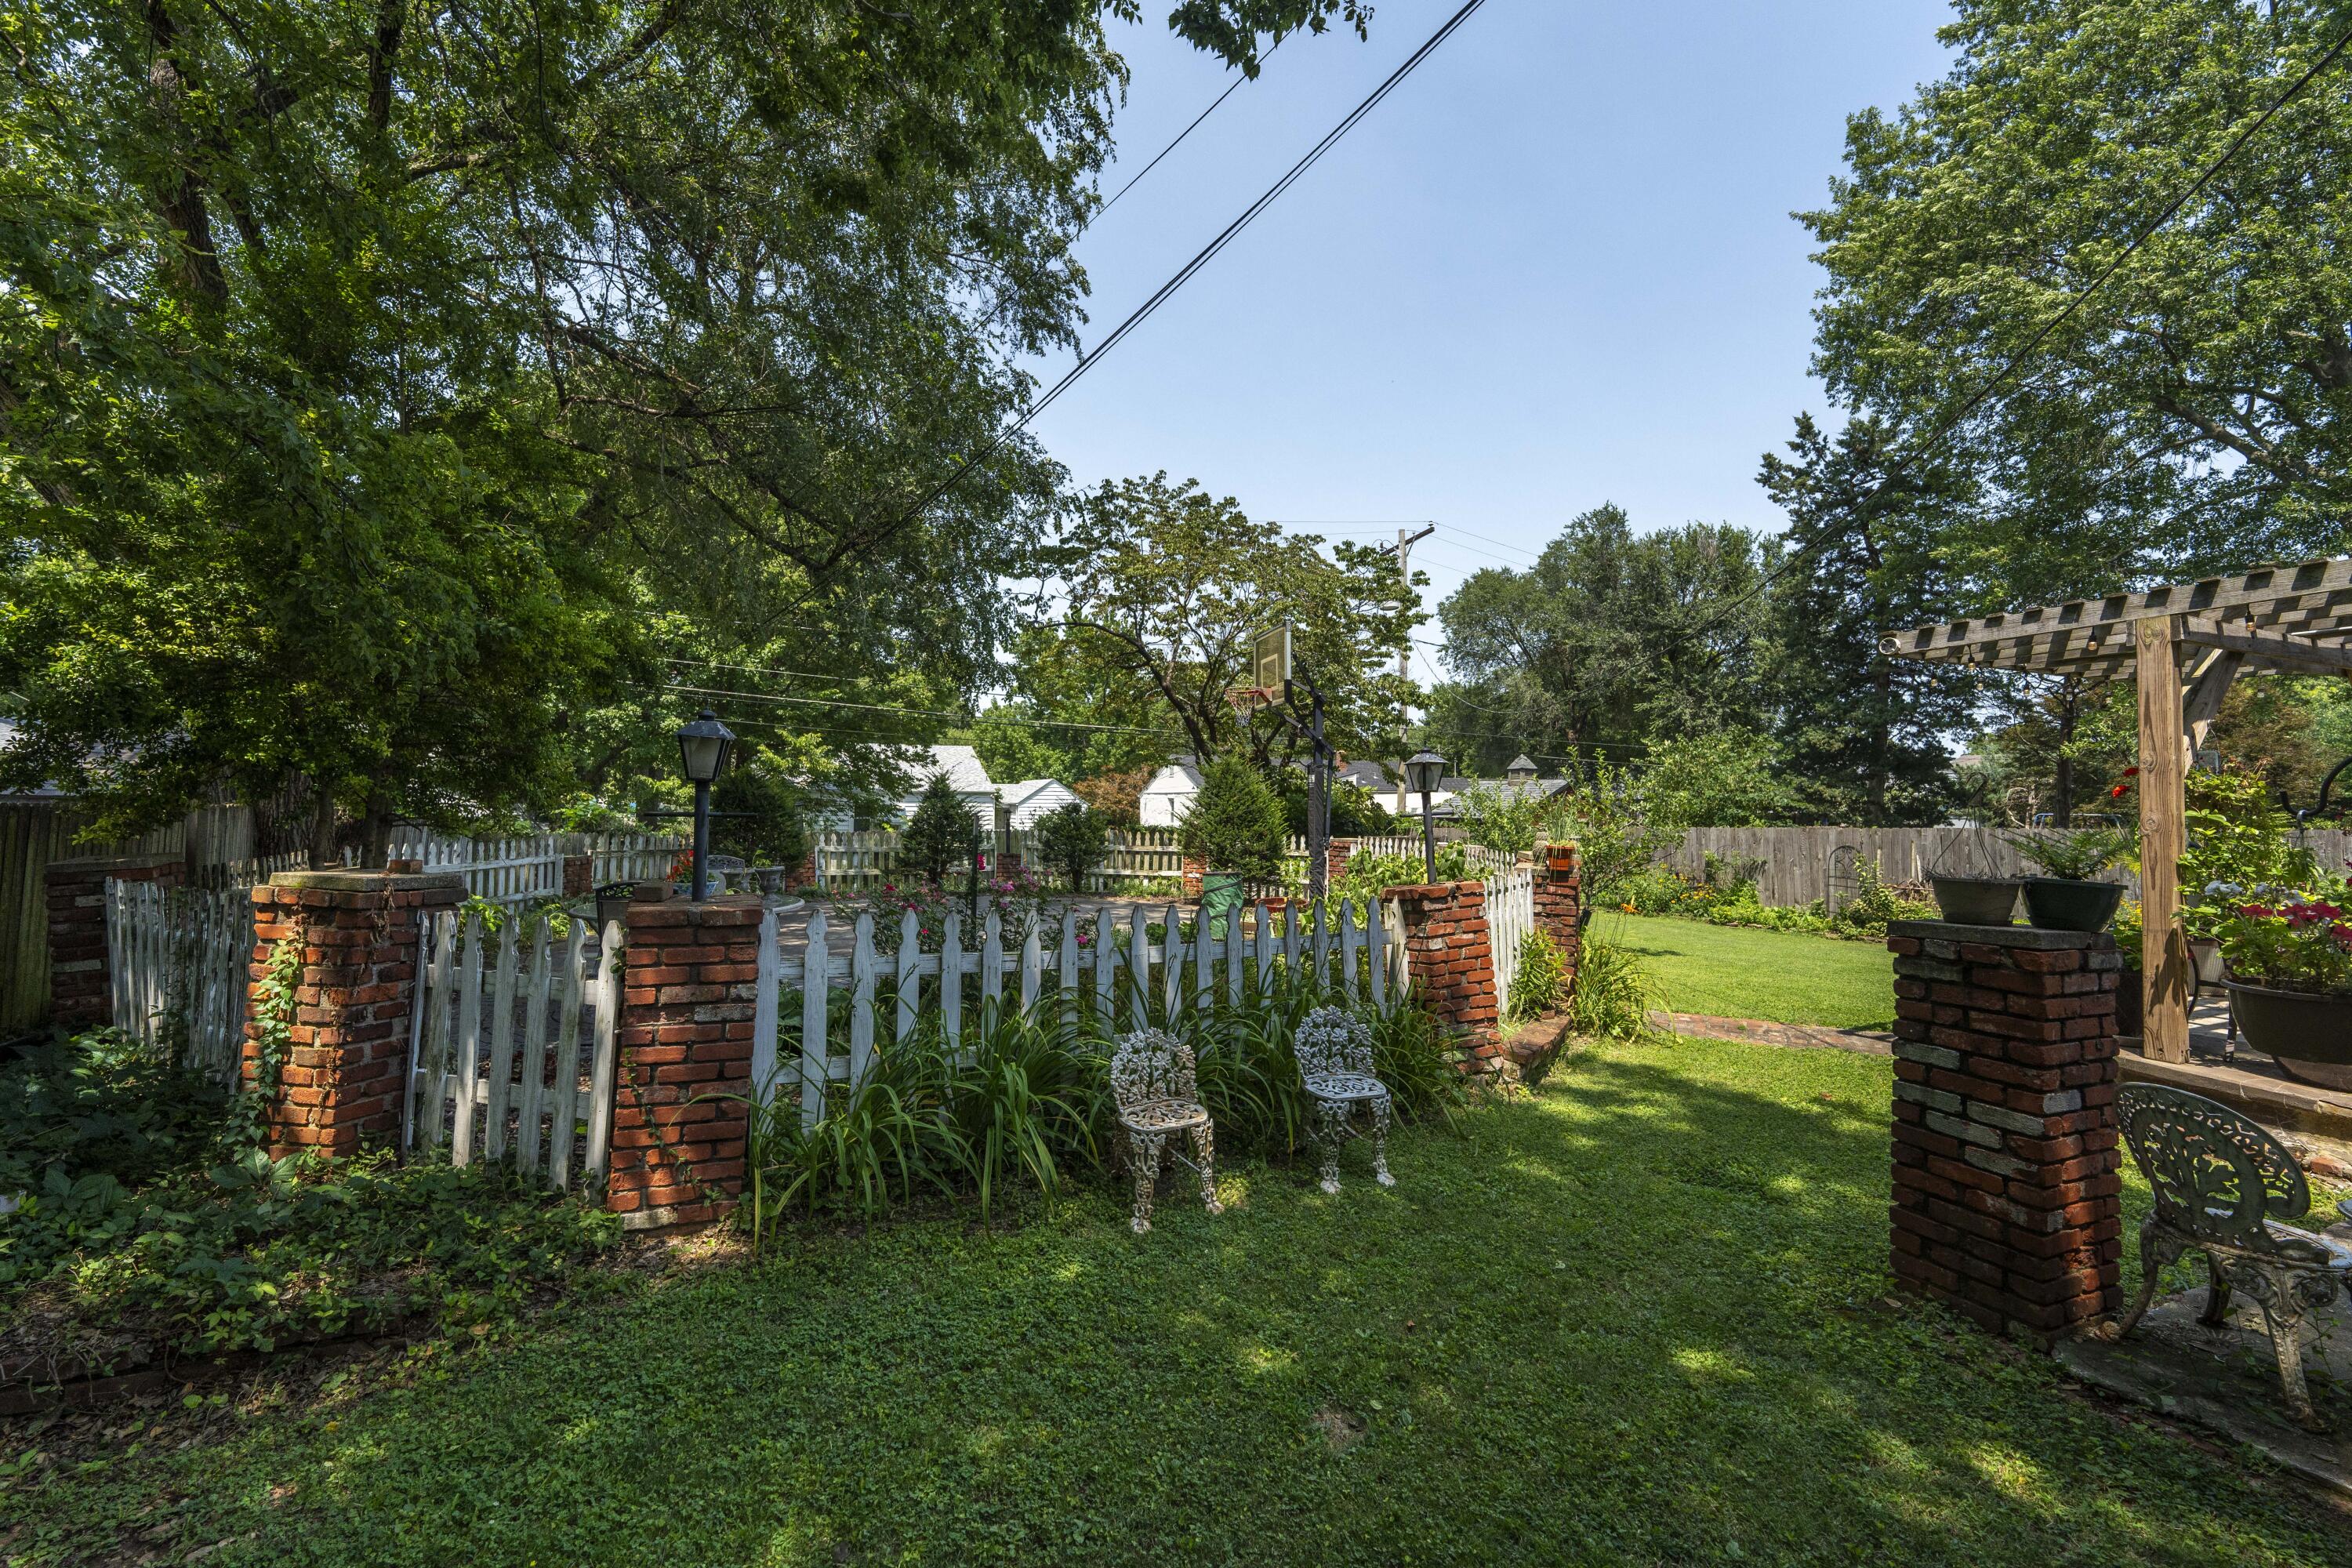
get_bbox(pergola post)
[2135,616,2192,1065]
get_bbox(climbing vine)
[230,929,304,1152]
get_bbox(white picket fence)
[388,830,566,903]
[811,828,1410,895]
[750,898,1403,1130]
[405,911,620,1191]
[1486,866,1536,1008]
[105,880,253,1084]
[588,832,682,885]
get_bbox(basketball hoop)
[1225,685,1276,717]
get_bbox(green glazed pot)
[2020,877,2124,933]
[1929,875,2019,926]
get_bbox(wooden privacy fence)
[749,898,1404,1131]
[105,880,252,1084]
[405,911,621,1192]
[1486,866,1535,1005]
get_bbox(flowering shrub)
[863,863,1061,953]
[2211,884,2352,993]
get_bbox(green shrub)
[902,771,981,886]
[1033,801,1110,892]
[1567,927,1668,1043]
[1505,927,1569,1024]
[1178,757,1287,880]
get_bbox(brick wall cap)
[266,869,467,895]
[1886,920,2114,953]
[1382,880,1484,900]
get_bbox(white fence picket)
[103,880,255,1086]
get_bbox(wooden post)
[2136,617,2191,1064]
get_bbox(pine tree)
[1178,757,1288,881]
[901,774,978,887]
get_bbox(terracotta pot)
[1930,875,2019,926]
[2226,980,2352,1091]
[2020,877,2125,933]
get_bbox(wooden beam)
[2177,624,2352,676]
[1880,556,2352,664]
[2182,648,2241,751]
[2137,617,2192,1065]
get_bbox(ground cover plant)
[1612,914,1899,1029]
[0,1030,622,1370]
[8,1036,2348,1566]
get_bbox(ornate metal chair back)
[2117,1083,2310,1250]
[1110,1027,1198,1112]
[1293,1006,1374,1080]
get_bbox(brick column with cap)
[1325,836,1356,890]
[1885,919,2123,1340]
[1385,879,1501,1074]
[245,869,465,1156]
[608,891,759,1226]
[45,852,186,1028]
[1532,840,1582,985]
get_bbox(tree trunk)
[309,780,339,868]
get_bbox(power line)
[1091,34,1285,223]
[644,682,1186,738]
[1694,16,2352,638]
[848,0,1494,564]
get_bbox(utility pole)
[1394,524,1435,815]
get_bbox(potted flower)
[2002,826,2130,932]
[2212,891,2352,1090]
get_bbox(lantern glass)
[1404,750,1446,797]
[676,709,736,785]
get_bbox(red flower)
[2122,766,2140,778]
[2108,784,2128,798]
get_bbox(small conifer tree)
[1034,801,1109,892]
[901,772,978,887]
[1178,757,1287,881]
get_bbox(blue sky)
[1022,1,1958,645]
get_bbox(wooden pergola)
[1882,557,2352,1063]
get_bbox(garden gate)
[404,910,622,1192]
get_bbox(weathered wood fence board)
[1663,826,2352,908]
[1486,867,1534,1006]
[405,911,620,1190]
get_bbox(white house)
[1138,760,1203,828]
[1003,778,1082,829]
[896,744,1000,829]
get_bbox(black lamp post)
[676,709,736,901]
[1404,750,1446,884]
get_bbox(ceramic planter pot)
[2226,981,2352,1091]
[2020,877,2124,933]
[1930,875,2020,926]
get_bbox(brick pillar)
[245,870,464,1156]
[562,853,593,898]
[45,852,186,1028]
[1885,919,2123,1340]
[608,891,758,1227]
[1533,840,1583,985]
[1181,853,1205,900]
[1325,837,1356,888]
[1386,880,1501,1074]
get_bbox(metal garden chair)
[1109,1028,1222,1234]
[2096,1083,2352,1430]
[1293,1006,1395,1195]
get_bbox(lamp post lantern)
[676,709,736,901]
[1404,750,1446,884]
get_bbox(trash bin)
[1200,872,1244,938]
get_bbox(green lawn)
[7,1037,2345,1567]
[1609,913,1900,1029]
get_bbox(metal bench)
[1293,1006,1395,1196]
[2096,1083,2352,1429]
[1109,1028,1222,1234]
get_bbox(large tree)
[1757,414,1977,824]
[1431,504,1771,771]
[1805,0,2352,604]
[1041,473,1418,771]
[0,0,1370,852]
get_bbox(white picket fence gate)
[405,911,621,1191]
[750,898,1404,1130]
[1486,866,1536,1008]
[105,880,253,1084]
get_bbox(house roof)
[1003,778,1074,807]
[1337,760,1390,789]
[1506,754,1537,773]
[1144,762,1203,792]
[1444,775,1568,803]
[905,743,993,797]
